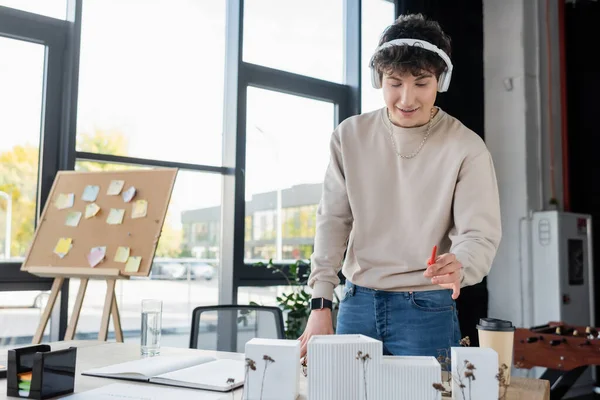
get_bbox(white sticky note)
[122,186,136,203]
[107,180,125,196]
[106,208,125,225]
[54,193,74,210]
[65,211,82,227]
[82,185,100,202]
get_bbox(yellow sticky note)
[125,256,142,273]
[107,180,125,196]
[53,238,72,258]
[106,208,125,225]
[131,200,148,219]
[114,247,130,263]
[85,203,100,218]
[54,193,74,210]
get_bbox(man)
[299,13,502,358]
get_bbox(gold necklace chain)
[386,108,435,159]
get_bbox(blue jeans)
[336,280,461,358]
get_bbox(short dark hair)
[371,13,452,80]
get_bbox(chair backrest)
[189,305,285,352]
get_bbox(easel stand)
[29,267,128,344]
[20,168,178,345]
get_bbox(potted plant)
[252,259,340,339]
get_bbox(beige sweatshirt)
[308,107,502,301]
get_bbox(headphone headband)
[369,38,453,92]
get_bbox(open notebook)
[63,383,230,399]
[82,355,245,392]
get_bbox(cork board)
[21,168,178,278]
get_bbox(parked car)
[187,262,216,281]
[148,258,218,280]
[149,260,187,280]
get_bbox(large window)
[77,0,227,166]
[361,0,395,113]
[0,37,44,262]
[244,88,333,262]
[243,0,344,83]
[0,0,396,342]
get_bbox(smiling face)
[382,70,438,128]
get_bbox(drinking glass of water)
[141,299,162,356]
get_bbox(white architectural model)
[307,334,442,400]
[450,347,499,400]
[244,338,301,400]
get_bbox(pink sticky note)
[87,246,106,268]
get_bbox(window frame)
[0,6,69,290]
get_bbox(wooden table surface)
[0,341,549,399]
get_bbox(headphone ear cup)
[437,71,447,92]
[371,66,382,89]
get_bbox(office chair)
[189,304,285,352]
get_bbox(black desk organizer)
[7,345,77,399]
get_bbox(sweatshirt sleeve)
[449,150,502,287]
[307,128,354,301]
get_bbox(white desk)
[0,341,548,399]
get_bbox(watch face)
[311,298,322,309]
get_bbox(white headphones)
[369,38,453,92]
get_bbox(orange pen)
[427,245,437,266]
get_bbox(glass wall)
[0,37,44,263]
[69,0,229,346]
[77,0,226,166]
[0,31,55,346]
[0,0,396,345]
[243,0,344,83]
[361,0,396,113]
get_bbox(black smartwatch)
[310,297,333,310]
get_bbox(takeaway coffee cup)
[476,318,516,385]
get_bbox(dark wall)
[564,0,600,385]
[565,0,600,338]
[397,0,484,139]
[397,0,486,345]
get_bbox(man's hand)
[423,252,462,299]
[298,308,334,358]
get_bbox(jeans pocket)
[410,290,454,312]
[340,282,355,303]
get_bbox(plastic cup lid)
[476,318,515,332]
